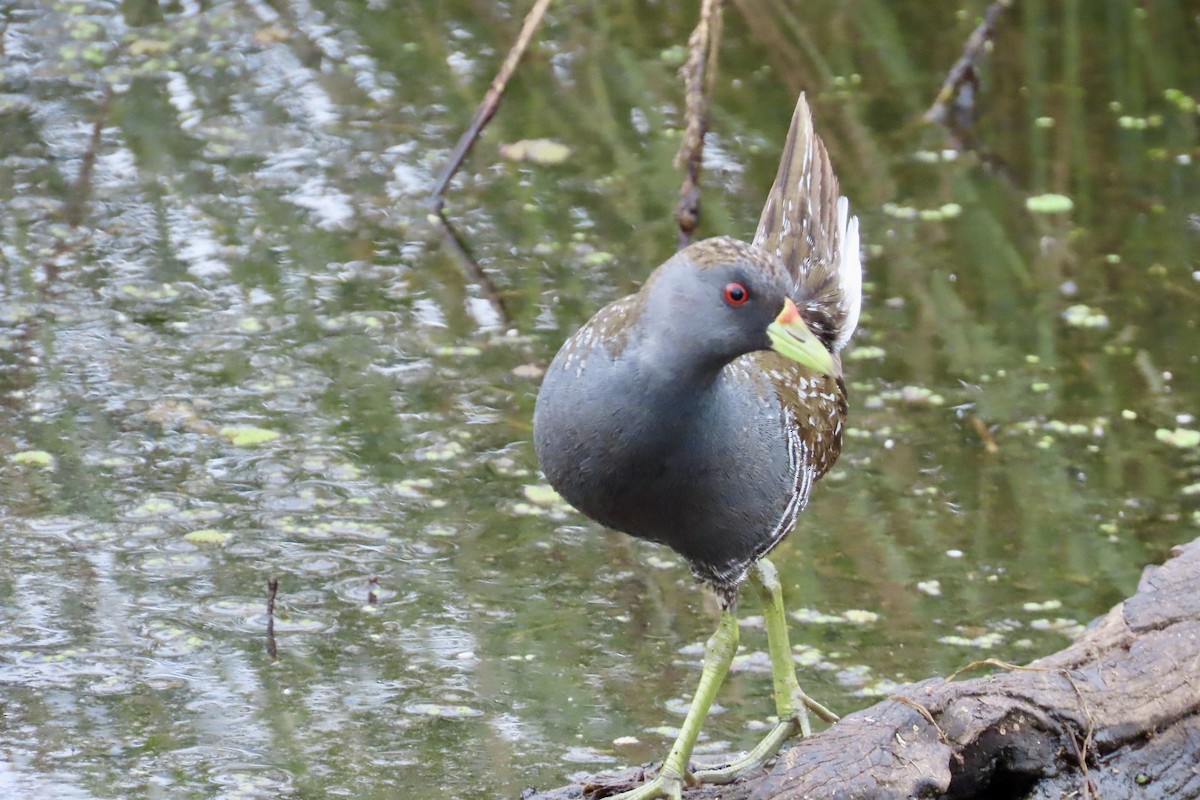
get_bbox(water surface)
[1,1,1198,798]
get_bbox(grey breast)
[534,308,795,586]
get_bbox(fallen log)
[524,537,1200,800]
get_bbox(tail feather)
[753,94,862,352]
[835,196,862,350]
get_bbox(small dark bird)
[533,94,861,799]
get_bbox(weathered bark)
[524,538,1200,800]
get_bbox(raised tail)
[753,93,862,352]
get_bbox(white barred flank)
[697,404,815,593]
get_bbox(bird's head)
[636,237,835,379]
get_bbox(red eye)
[723,282,749,306]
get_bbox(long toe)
[603,773,685,800]
[800,691,839,724]
[691,699,831,786]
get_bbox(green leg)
[693,558,838,785]
[607,610,739,800]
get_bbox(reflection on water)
[0,0,1197,797]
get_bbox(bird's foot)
[688,557,840,787]
[600,611,740,799]
[692,690,839,785]
[690,715,799,785]
[600,768,690,800]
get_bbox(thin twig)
[1065,727,1098,799]
[1061,670,1099,799]
[673,0,724,248]
[432,210,514,328]
[970,416,998,454]
[63,86,112,228]
[889,695,956,756]
[703,2,723,102]
[428,0,553,211]
[944,656,1043,682]
[925,0,1013,126]
[266,576,279,659]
